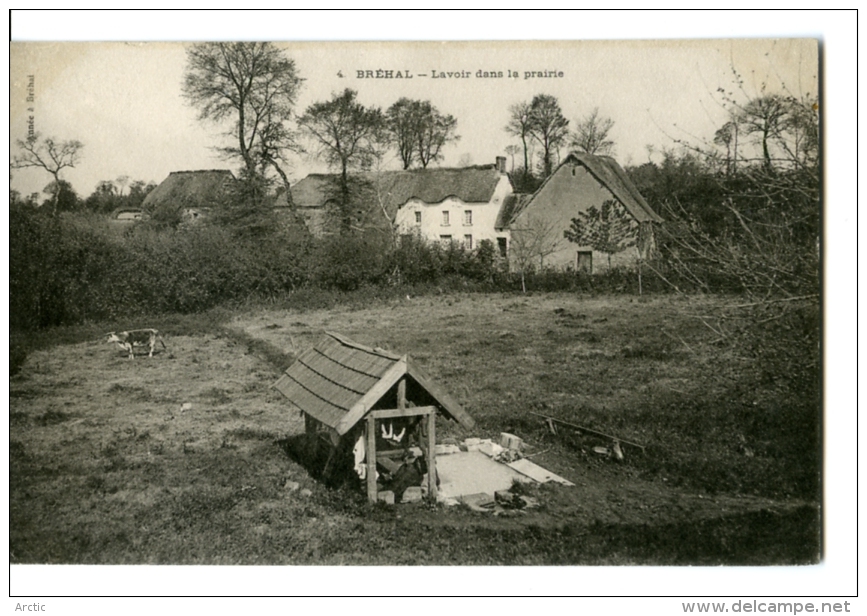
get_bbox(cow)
[106,329,167,360]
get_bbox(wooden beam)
[376,449,413,459]
[366,415,377,503]
[528,411,646,451]
[335,357,407,436]
[397,378,406,410]
[407,359,475,430]
[370,406,436,420]
[427,410,437,502]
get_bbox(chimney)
[495,156,507,173]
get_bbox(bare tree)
[298,89,385,234]
[509,212,566,293]
[182,42,303,194]
[11,133,84,214]
[504,144,521,172]
[386,98,419,170]
[526,94,569,177]
[505,101,533,179]
[386,98,460,169]
[713,120,739,175]
[571,107,615,156]
[415,103,459,168]
[114,175,130,196]
[735,94,788,170]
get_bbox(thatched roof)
[505,153,662,228]
[567,153,662,223]
[495,193,533,230]
[273,332,475,436]
[280,164,507,217]
[141,170,236,212]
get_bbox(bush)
[10,206,125,329]
[310,233,389,291]
[388,235,498,286]
[9,206,312,329]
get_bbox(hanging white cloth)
[353,435,366,479]
[381,422,406,445]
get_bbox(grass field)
[9,292,820,565]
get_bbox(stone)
[401,486,424,503]
[500,432,524,451]
[284,480,300,492]
[300,488,312,497]
[460,492,496,511]
[495,490,519,506]
[518,495,539,509]
[377,490,395,505]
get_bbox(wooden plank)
[319,337,394,377]
[427,410,437,502]
[406,359,475,430]
[366,415,377,503]
[335,357,407,435]
[370,406,435,420]
[303,351,376,395]
[275,374,347,428]
[507,458,575,486]
[528,411,646,451]
[327,331,402,360]
[377,448,417,459]
[288,361,361,410]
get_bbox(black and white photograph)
[6,10,856,604]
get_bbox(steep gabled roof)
[568,153,662,223]
[141,170,236,212]
[273,332,474,436]
[283,165,507,216]
[509,153,662,227]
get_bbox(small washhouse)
[273,332,475,502]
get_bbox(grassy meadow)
[9,292,820,565]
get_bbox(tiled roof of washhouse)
[273,332,474,436]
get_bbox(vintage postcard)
[10,34,826,598]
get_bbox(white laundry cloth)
[353,435,366,479]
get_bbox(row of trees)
[181,43,465,235]
[504,95,616,191]
[11,43,619,233]
[10,147,157,217]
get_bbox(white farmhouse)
[283,158,514,251]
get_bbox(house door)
[576,250,592,274]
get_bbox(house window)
[464,210,473,226]
[464,234,473,250]
[414,211,422,225]
[442,211,450,226]
[576,250,593,274]
[440,235,452,245]
[497,237,508,258]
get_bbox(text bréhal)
[356,69,564,79]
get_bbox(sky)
[5,10,859,603]
[10,36,817,200]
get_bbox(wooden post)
[366,415,377,503]
[426,410,437,502]
[397,378,406,410]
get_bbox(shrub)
[310,233,389,291]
